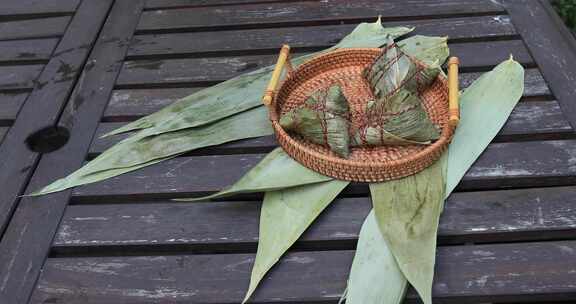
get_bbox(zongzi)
[280,85,351,158]
[354,39,441,146]
[352,90,440,146]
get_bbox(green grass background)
[554,0,576,32]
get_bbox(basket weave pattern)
[271,48,455,182]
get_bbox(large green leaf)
[446,56,525,193]
[31,106,272,195]
[347,57,524,304]
[105,19,414,137]
[342,33,450,304]
[177,148,333,201]
[346,210,407,304]
[32,21,416,196]
[244,179,349,303]
[370,154,447,304]
[398,35,449,66]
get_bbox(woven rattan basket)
[262,45,460,182]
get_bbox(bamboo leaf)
[397,35,449,66]
[446,56,525,194]
[346,210,407,304]
[370,154,447,304]
[32,23,421,196]
[243,179,349,303]
[177,148,333,201]
[105,20,414,138]
[30,106,273,195]
[349,57,524,304]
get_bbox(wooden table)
[1,0,576,303]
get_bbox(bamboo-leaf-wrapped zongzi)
[352,90,440,146]
[354,39,441,146]
[280,85,351,158]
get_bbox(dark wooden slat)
[144,0,313,10]
[0,1,143,303]
[506,0,576,130]
[0,0,79,17]
[117,40,533,87]
[0,38,58,63]
[0,64,43,90]
[461,69,550,97]
[73,139,576,200]
[137,0,505,32]
[103,88,201,121]
[498,100,572,139]
[0,0,113,237]
[0,91,28,122]
[102,68,550,122]
[0,17,70,40]
[128,15,517,57]
[54,186,576,249]
[0,127,7,142]
[92,100,572,155]
[31,241,576,303]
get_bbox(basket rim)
[270,47,454,175]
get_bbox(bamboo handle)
[448,57,460,128]
[262,45,291,106]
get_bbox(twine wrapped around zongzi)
[280,85,351,158]
[353,39,441,146]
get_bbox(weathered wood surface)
[0,0,574,303]
[72,139,576,201]
[0,1,144,303]
[0,65,44,90]
[31,241,576,303]
[0,38,58,63]
[0,0,113,239]
[0,92,29,123]
[102,68,550,122]
[128,15,518,58]
[55,186,576,250]
[0,127,8,143]
[0,16,70,40]
[137,0,506,32]
[144,0,316,10]
[0,0,79,17]
[507,0,576,130]
[116,40,532,87]
[91,100,573,156]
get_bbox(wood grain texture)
[73,139,576,200]
[0,127,7,143]
[91,100,572,155]
[507,0,576,130]
[0,1,141,303]
[0,16,70,40]
[462,68,550,97]
[116,40,533,87]
[0,38,57,63]
[103,88,201,121]
[128,15,517,57]
[31,241,576,303]
[137,0,505,32]
[54,186,576,250]
[101,68,550,122]
[0,0,113,239]
[144,0,316,10]
[0,0,79,16]
[0,64,43,90]
[0,91,28,123]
